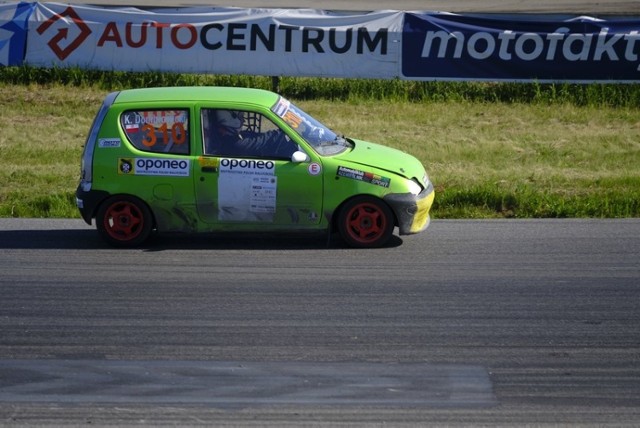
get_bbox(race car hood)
[339,138,425,181]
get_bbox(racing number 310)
[141,122,186,147]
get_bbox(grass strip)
[1,66,639,219]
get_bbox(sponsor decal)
[250,176,277,214]
[272,98,290,117]
[118,157,190,176]
[198,156,219,172]
[219,158,275,174]
[308,162,321,176]
[119,158,133,174]
[218,158,276,221]
[99,138,121,148]
[337,165,390,188]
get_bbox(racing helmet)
[215,110,244,132]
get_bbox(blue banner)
[402,13,640,82]
[0,2,35,66]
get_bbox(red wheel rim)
[102,201,144,241]
[344,202,388,245]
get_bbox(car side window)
[121,109,189,155]
[201,108,296,159]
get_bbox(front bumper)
[384,183,435,235]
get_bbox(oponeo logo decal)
[219,158,275,173]
[36,6,92,60]
[119,158,191,176]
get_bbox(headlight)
[407,178,422,195]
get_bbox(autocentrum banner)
[26,2,402,78]
[3,2,640,82]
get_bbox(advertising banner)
[0,1,35,66]
[402,13,640,82]
[26,2,402,78]
[13,2,640,82]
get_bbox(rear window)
[120,109,189,155]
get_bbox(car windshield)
[271,97,352,156]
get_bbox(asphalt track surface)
[0,218,639,425]
[4,1,640,424]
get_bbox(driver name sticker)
[121,110,189,155]
[337,166,391,188]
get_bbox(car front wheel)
[96,195,153,247]
[337,196,394,248]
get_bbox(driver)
[210,110,293,158]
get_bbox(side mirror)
[291,150,310,163]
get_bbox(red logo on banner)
[37,7,92,61]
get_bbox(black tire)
[337,196,394,248]
[96,195,153,247]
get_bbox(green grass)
[1,66,639,219]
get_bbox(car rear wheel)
[96,195,153,247]
[338,196,394,248]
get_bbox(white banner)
[26,2,402,78]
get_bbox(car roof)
[112,86,279,107]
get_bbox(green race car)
[76,87,434,248]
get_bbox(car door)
[194,107,324,228]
